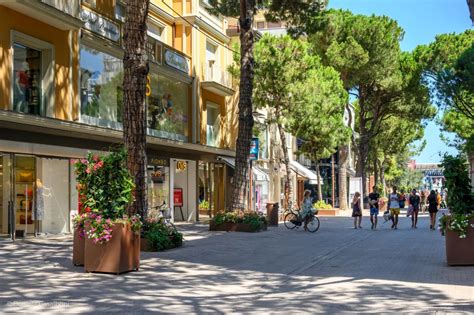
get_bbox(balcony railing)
[203,63,232,89]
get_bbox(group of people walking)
[351,186,444,230]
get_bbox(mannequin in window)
[15,61,30,113]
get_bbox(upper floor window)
[80,45,123,127]
[82,0,96,8]
[148,22,164,41]
[206,102,220,147]
[115,2,126,22]
[13,44,42,116]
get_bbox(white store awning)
[290,160,323,185]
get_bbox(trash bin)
[266,202,279,226]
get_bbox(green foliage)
[199,200,210,210]
[414,30,474,119]
[440,154,473,215]
[143,218,183,251]
[439,212,474,238]
[440,109,474,152]
[287,66,350,160]
[313,200,332,210]
[74,150,135,220]
[212,211,267,231]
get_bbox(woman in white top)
[387,186,401,229]
[301,190,314,231]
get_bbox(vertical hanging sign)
[249,138,259,161]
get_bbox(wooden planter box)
[446,218,474,266]
[317,208,339,216]
[73,228,85,266]
[84,223,140,274]
[209,221,267,232]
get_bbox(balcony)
[201,63,234,96]
[0,0,83,30]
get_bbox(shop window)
[206,102,220,147]
[147,72,189,141]
[80,45,123,128]
[13,44,42,116]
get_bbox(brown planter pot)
[73,228,85,266]
[84,223,140,274]
[209,222,267,232]
[140,237,151,252]
[446,218,474,266]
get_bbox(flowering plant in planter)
[142,217,183,251]
[212,211,267,231]
[72,212,89,239]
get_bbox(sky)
[328,0,473,163]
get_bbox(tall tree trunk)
[381,160,387,196]
[373,156,379,187]
[356,138,369,198]
[316,162,323,201]
[278,122,292,207]
[231,0,255,211]
[338,145,349,210]
[123,0,149,218]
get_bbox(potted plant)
[439,154,474,266]
[141,217,183,251]
[72,212,88,266]
[209,211,267,232]
[72,150,142,274]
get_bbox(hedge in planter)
[210,211,267,232]
[141,217,183,252]
[438,154,474,266]
[72,150,142,273]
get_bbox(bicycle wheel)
[306,215,320,233]
[284,212,299,229]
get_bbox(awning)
[290,160,322,185]
[217,157,269,182]
[253,166,269,182]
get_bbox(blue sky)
[329,0,473,163]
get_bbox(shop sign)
[250,138,259,161]
[164,49,190,74]
[176,160,187,171]
[174,188,183,207]
[80,7,121,42]
[149,158,169,167]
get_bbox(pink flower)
[80,159,88,164]
[86,168,91,174]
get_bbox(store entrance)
[0,153,37,240]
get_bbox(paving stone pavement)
[0,210,473,314]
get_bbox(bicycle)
[148,201,177,233]
[283,203,320,233]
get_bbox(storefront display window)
[147,72,189,142]
[80,45,123,128]
[147,159,170,216]
[13,44,42,116]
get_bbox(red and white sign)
[174,188,183,207]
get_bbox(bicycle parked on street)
[283,202,320,233]
[148,201,178,233]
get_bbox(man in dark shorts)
[368,186,380,230]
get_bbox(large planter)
[209,221,267,232]
[73,228,85,266]
[445,218,474,266]
[84,223,140,274]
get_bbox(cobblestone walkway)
[0,211,473,314]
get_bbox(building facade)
[0,0,237,239]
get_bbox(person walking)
[409,189,421,228]
[420,190,427,213]
[399,190,407,210]
[388,187,401,229]
[436,189,442,209]
[427,190,439,230]
[301,190,314,231]
[351,192,362,229]
[368,186,380,230]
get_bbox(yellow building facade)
[0,0,236,239]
